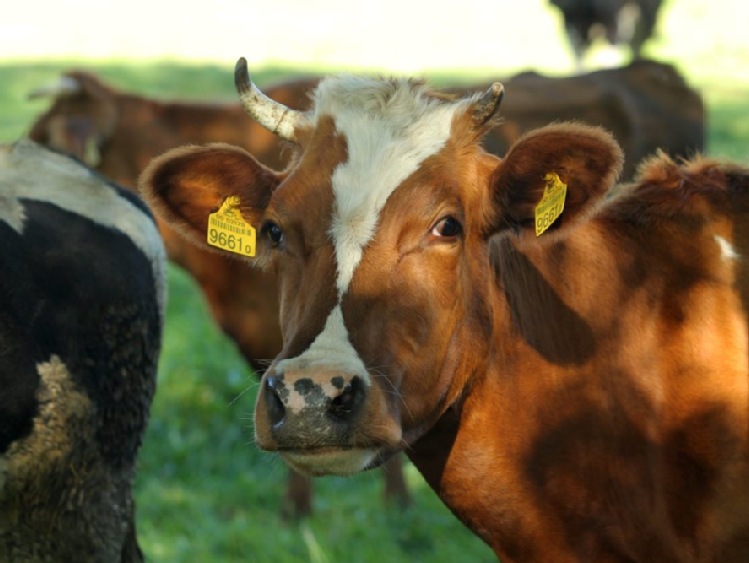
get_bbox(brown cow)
[483,59,704,180]
[26,70,409,519]
[140,58,749,561]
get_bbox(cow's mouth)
[280,446,381,476]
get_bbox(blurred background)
[2,0,748,561]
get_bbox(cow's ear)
[139,143,280,252]
[486,123,622,240]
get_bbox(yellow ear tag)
[534,172,568,236]
[207,196,256,257]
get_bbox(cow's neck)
[408,218,749,560]
[406,231,623,557]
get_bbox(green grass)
[1,2,748,558]
[137,266,495,563]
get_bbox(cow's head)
[140,58,622,476]
[28,72,118,167]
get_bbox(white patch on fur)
[277,305,371,384]
[715,235,740,261]
[0,195,26,232]
[3,355,92,496]
[0,139,167,318]
[312,76,469,296]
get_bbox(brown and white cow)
[27,70,410,518]
[146,58,749,560]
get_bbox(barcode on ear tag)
[207,196,256,256]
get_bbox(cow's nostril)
[264,376,286,427]
[327,376,365,421]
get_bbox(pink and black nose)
[260,369,367,443]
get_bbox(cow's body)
[482,59,704,180]
[0,139,165,562]
[141,60,749,561]
[549,0,664,65]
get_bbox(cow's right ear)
[139,143,280,251]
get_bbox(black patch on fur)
[0,199,161,467]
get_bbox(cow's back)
[482,60,704,179]
[0,139,165,562]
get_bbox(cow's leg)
[282,468,313,519]
[381,454,411,508]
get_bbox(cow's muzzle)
[254,366,402,475]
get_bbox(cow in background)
[484,59,704,180]
[141,59,749,561]
[549,0,664,66]
[27,70,409,519]
[0,139,165,561]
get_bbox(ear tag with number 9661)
[534,172,568,237]
[207,196,256,257]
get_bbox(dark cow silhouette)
[549,0,664,65]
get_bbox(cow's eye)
[431,216,462,238]
[262,222,284,245]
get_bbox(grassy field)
[1,1,748,560]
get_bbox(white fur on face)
[314,77,467,296]
[281,78,469,379]
[277,305,371,383]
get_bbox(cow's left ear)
[485,122,623,239]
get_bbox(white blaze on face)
[278,77,471,379]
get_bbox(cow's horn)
[471,82,505,128]
[234,57,303,142]
[27,75,82,100]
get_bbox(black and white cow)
[0,139,166,562]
